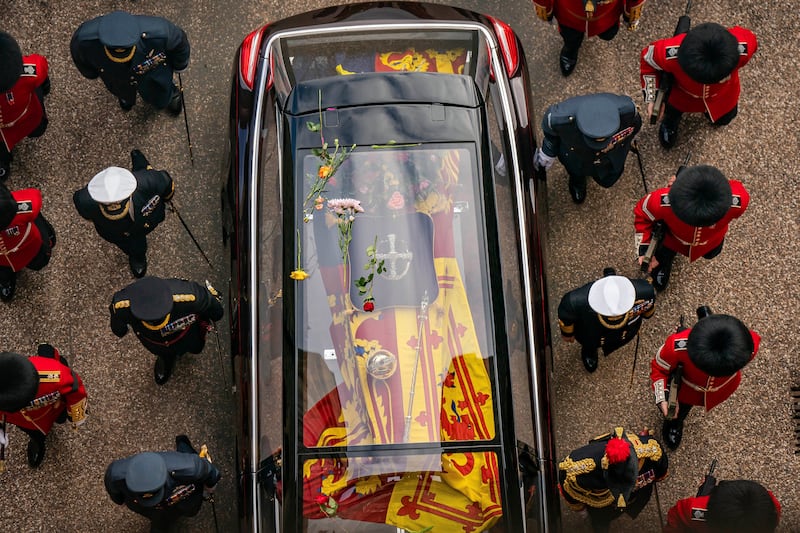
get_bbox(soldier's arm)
[623,0,645,30]
[164,22,191,72]
[532,1,554,22]
[69,30,100,79]
[11,189,43,224]
[29,54,49,88]
[195,282,224,322]
[633,192,657,257]
[109,302,130,338]
[730,26,758,68]
[161,171,175,202]
[664,497,693,531]
[556,292,577,342]
[640,41,664,112]
[649,341,674,405]
[62,367,88,429]
[539,111,561,158]
[728,180,750,219]
[72,188,94,220]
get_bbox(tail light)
[487,16,520,78]
[239,25,269,90]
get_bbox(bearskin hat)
[0,352,40,412]
[668,165,732,226]
[602,428,638,509]
[0,32,23,92]
[687,314,754,377]
[678,23,740,85]
[706,480,779,532]
[0,182,18,230]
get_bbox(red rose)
[387,191,405,210]
[315,494,329,505]
[363,300,375,312]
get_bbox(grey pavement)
[0,1,797,532]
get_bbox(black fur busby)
[0,32,23,92]
[668,165,732,226]
[0,182,18,230]
[0,352,40,412]
[706,480,779,532]
[678,23,740,85]
[687,314,754,377]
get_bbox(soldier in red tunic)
[650,308,758,449]
[641,22,757,149]
[533,0,646,76]
[0,32,50,180]
[634,165,748,291]
[0,182,56,301]
[0,345,88,468]
[665,479,780,532]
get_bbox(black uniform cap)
[706,480,779,532]
[0,182,18,230]
[575,94,621,150]
[125,452,168,507]
[129,276,174,322]
[98,11,140,48]
[678,23,740,85]
[668,165,732,227]
[0,32,23,92]
[0,352,40,412]
[687,314,754,377]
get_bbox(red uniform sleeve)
[29,54,49,87]
[728,180,750,220]
[634,188,667,253]
[11,188,43,224]
[664,496,705,532]
[532,0,553,21]
[650,335,677,395]
[730,26,758,69]
[62,367,88,427]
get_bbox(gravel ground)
[0,1,797,532]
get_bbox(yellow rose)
[290,269,309,281]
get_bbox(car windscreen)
[270,27,490,103]
[292,143,498,444]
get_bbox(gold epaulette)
[114,300,131,309]
[632,434,663,462]
[559,455,596,478]
[173,294,196,302]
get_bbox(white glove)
[0,426,7,447]
[533,148,556,170]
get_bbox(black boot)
[176,434,198,454]
[651,258,674,292]
[662,418,684,450]
[0,271,17,302]
[581,346,599,373]
[27,434,46,467]
[154,355,176,385]
[129,254,147,278]
[130,149,151,171]
[167,85,182,116]
[568,175,587,204]
[558,45,579,77]
[118,98,134,112]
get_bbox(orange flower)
[318,165,332,178]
